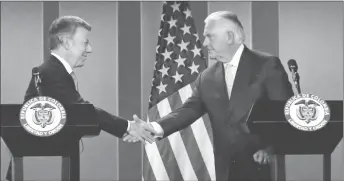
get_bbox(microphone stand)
[33,71,42,96]
[291,70,301,95]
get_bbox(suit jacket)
[157,45,294,180]
[24,55,128,138]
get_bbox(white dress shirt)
[151,44,245,138]
[51,52,73,74]
[223,44,244,99]
[50,52,131,132]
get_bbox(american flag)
[142,1,215,181]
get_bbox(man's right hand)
[124,115,157,144]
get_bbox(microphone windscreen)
[32,67,39,75]
[287,59,298,71]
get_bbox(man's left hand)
[253,147,273,164]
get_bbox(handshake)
[122,114,160,144]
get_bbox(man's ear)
[226,31,235,45]
[58,35,71,50]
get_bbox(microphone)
[32,67,42,96]
[287,59,301,94]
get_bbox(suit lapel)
[48,55,77,91]
[213,62,231,113]
[226,46,257,123]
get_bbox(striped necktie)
[224,63,235,99]
[70,72,79,91]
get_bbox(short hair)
[205,11,245,44]
[48,16,91,50]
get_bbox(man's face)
[203,20,233,61]
[68,27,92,68]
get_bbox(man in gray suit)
[126,11,293,181]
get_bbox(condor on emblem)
[19,96,66,137]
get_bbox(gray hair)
[205,11,245,44]
[48,16,91,50]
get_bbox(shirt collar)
[224,44,244,68]
[51,52,73,74]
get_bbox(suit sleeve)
[158,72,207,138]
[264,57,294,100]
[94,107,128,138]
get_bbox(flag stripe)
[142,149,158,181]
[144,142,169,181]
[157,98,198,181]
[156,133,184,181]
[144,112,169,181]
[190,83,214,146]
[146,104,184,181]
[179,126,212,181]
[179,85,216,181]
[201,113,213,145]
[167,87,212,181]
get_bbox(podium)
[247,100,343,181]
[0,103,101,181]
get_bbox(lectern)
[247,100,343,181]
[0,104,101,181]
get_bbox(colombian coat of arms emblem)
[20,96,66,137]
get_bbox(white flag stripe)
[144,141,170,181]
[157,98,198,181]
[179,85,216,181]
[144,115,169,181]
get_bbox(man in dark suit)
[6,15,155,181]
[127,11,294,181]
[23,15,156,141]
